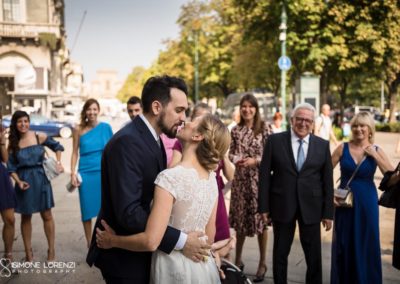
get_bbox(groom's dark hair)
[141,75,188,114]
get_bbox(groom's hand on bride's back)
[182,231,211,262]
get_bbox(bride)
[96,114,231,283]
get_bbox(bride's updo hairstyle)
[196,114,230,171]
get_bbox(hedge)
[375,122,400,132]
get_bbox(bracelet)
[56,161,61,165]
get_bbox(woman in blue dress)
[0,128,16,262]
[330,112,393,284]
[71,99,113,247]
[7,111,65,262]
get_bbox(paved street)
[1,119,399,283]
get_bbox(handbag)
[43,155,60,181]
[334,156,366,208]
[35,132,60,181]
[378,162,400,209]
[66,173,82,193]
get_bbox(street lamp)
[194,30,199,103]
[278,3,289,129]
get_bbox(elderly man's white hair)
[291,102,316,118]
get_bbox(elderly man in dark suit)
[87,75,210,283]
[258,102,334,284]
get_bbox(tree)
[116,66,146,102]
[232,0,400,120]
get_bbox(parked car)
[1,114,74,138]
[344,106,382,123]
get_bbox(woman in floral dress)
[229,94,271,282]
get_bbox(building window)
[3,0,21,22]
[26,0,49,23]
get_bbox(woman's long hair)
[238,93,264,137]
[80,98,100,127]
[8,110,30,158]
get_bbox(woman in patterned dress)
[229,94,271,282]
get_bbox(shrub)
[376,122,400,132]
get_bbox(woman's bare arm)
[205,200,218,244]
[97,186,174,252]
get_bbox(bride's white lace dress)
[150,165,220,284]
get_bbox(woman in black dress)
[0,128,16,261]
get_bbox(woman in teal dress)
[7,111,64,262]
[330,112,393,284]
[71,99,113,247]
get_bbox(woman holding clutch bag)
[7,111,64,262]
[71,99,113,247]
[330,112,393,283]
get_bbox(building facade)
[0,0,69,116]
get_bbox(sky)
[64,0,188,83]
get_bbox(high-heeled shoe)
[47,249,55,262]
[236,262,245,271]
[2,253,18,275]
[23,248,33,262]
[1,253,12,266]
[253,264,267,283]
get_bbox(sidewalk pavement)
[1,130,400,283]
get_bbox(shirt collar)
[290,128,310,144]
[139,114,159,142]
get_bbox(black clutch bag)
[378,162,400,209]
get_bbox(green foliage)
[333,126,343,141]
[116,66,146,102]
[118,0,400,113]
[376,122,400,133]
[39,33,58,51]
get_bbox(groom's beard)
[157,110,178,138]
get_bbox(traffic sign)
[278,56,292,71]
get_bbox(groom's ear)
[151,100,162,116]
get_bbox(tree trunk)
[386,73,400,123]
[338,77,348,120]
[320,70,329,106]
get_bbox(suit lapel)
[159,138,167,170]
[301,134,315,170]
[135,117,165,171]
[285,131,297,171]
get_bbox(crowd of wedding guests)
[0,75,399,284]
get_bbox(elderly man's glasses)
[294,117,313,124]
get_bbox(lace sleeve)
[154,170,178,199]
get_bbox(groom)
[87,75,210,283]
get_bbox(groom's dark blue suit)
[86,116,180,283]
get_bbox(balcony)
[0,22,61,39]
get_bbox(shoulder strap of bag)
[344,155,366,188]
[36,132,49,158]
[35,132,40,145]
